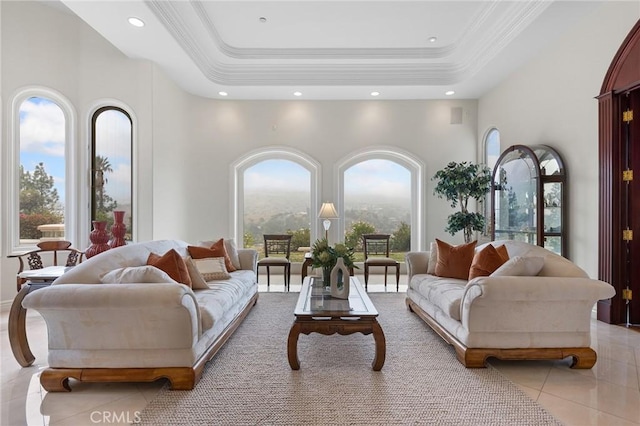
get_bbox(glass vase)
[322,266,332,287]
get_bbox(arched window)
[244,159,311,249]
[91,107,133,241]
[18,96,66,243]
[6,88,78,251]
[343,159,411,251]
[484,128,500,170]
[337,148,425,252]
[232,148,320,249]
[483,128,501,235]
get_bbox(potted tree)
[432,161,492,243]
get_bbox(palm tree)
[94,155,113,211]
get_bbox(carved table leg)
[371,320,386,371]
[287,321,302,370]
[9,285,35,367]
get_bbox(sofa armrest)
[460,276,615,333]
[22,283,200,350]
[405,251,430,281]
[237,249,258,274]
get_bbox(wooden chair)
[8,241,84,292]
[362,234,400,291]
[257,234,292,291]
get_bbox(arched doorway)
[597,19,640,325]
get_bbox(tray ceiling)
[59,0,602,100]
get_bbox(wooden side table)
[301,252,313,283]
[9,266,70,367]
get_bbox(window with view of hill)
[19,96,66,243]
[91,107,133,240]
[243,159,311,252]
[343,159,411,253]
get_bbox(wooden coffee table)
[287,276,386,371]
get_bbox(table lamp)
[318,202,338,241]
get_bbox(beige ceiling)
[59,0,602,100]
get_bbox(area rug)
[140,293,560,425]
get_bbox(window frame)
[483,127,500,170]
[6,87,79,253]
[90,105,134,238]
[231,147,321,247]
[336,147,425,251]
[482,127,501,236]
[86,100,138,244]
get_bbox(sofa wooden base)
[405,297,597,369]
[40,293,259,392]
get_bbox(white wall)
[151,98,479,246]
[0,2,157,303]
[478,1,640,277]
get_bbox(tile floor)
[2,273,639,425]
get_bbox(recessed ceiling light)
[293,91,302,97]
[218,91,228,97]
[259,17,267,23]
[445,90,455,96]
[128,17,145,28]
[428,36,438,43]
[371,91,380,97]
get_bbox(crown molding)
[145,0,552,87]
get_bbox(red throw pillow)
[496,244,509,262]
[188,239,237,272]
[147,249,192,288]
[468,244,509,280]
[435,239,477,280]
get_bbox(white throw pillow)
[490,256,544,277]
[427,241,437,275]
[100,266,178,284]
[185,256,210,290]
[193,257,231,281]
[199,238,241,270]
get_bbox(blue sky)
[244,159,310,191]
[20,97,132,205]
[245,158,411,201]
[20,97,66,202]
[344,159,410,198]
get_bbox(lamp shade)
[318,202,338,219]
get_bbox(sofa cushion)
[195,270,257,333]
[193,257,232,281]
[491,256,544,276]
[468,244,509,280]
[100,266,178,284]
[188,240,237,272]
[435,239,477,280]
[410,274,466,321]
[199,238,241,271]
[147,249,192,288]
[185,257,210,290]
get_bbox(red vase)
[109,210,126,248]
[85,221,110,259]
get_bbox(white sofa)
[22,239,258,391]
[405,240,615,368]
